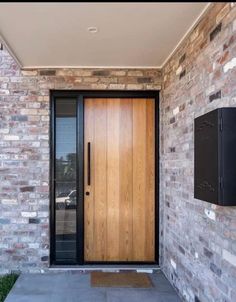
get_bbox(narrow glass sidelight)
[54,98,77,263]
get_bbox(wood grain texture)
[132,99,146,260]
[106,99,120,261]
[145,99,155,260]
[84,98,155,262]
[119,99,133,261]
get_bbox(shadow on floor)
[5,270,181,302]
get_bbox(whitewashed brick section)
[173,107,179,115]
[3,135,19,141]
[176,66,182,75]
[21,212,37,218]
[204,209,216,221]
[223,57,236,73]
[21,70,38,76]
[170,259,177,270]
[1,199,18,205]
[233,19,236,31]
[223,250,236,267]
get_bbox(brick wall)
[0,47,161,273]
[161,3,236,302]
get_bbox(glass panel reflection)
[55,99,77,262]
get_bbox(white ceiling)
[0,2,209,68]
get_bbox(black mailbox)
[194,108,236,206]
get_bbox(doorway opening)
[50,91,159,265]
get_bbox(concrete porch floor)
[5,270,181,302]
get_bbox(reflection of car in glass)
[65,190,76,208]
[55,192,70,209]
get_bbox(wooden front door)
[84,98,155,262]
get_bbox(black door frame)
[50,90,160,266]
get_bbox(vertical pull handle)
[87,142,91,186]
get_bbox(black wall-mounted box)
[194,108,236,206]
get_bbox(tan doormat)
[91,272,153,288]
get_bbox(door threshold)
[49,264,160,273]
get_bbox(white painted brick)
[0,243,9,248]
[0,89,9,95]
[223,249,236,267]
[39,135,49,140]
[0,77,9,82]
[233,19,236,31]
[3,135,19,141]
[11,218,28,224]
[173,107,179,115]
[37,211,48,218]
[223,57,236,73]
[1,199,17,205]
[127,70,143,76]
[29,180,40,186]
[176,66,182,76]
[0,129,9,134]
[28,243,40,249]
[21,70,38,76]
[111,70,126,76]
[204,209,216,221]
[109,84,126,89]
[21,236,33,242]
[126,84,143,90]
[171,258,177,270]
[20,109,38,115]
[29,193,38,198]
[21,212,37,218]
[182,143,189,151]
[32,142,40,147]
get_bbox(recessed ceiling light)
[87,27,98,34]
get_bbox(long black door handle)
[87,142,91,186]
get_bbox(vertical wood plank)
[145,99,155,260]
[119,98,133,261]
[106,99,120,260]
[132,99,147,260]
[93,99,107,260]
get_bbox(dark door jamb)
[50,90,160,266]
